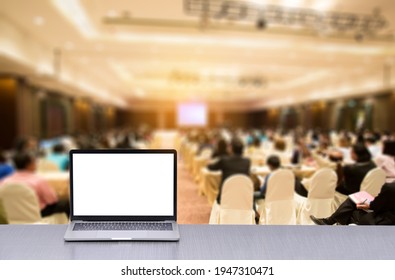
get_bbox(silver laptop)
[64,149,180,241]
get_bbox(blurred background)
[1,0,395,224]
[0,0,395,144]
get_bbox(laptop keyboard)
[73,222,173,231]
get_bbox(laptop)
[64,149,180,241]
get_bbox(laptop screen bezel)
[69,149,177,222]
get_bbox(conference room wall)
[252,93,395,132]
[0,77,18,149]
[0,76,123,148]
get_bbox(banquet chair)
[297,168,337,225]
[0,182,68,224]
[360,167,386,197]
[0,199,8,224]
[258,169,296,225]
[209,175,255,224]
[334,167,386,210]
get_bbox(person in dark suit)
[335,143,376,195]
[208,138,251,204]
[311,182,395,225]
[254,155,280,200]
[211,138,229,159]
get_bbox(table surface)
[1,225,395,260]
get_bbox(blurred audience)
[0,150,14,180]
[0,152,69,217]
[365,135,382,158]
[374,155,395,183]
[254,155,281,200]
[311,182,395,225]
[211,138,229,159]
[208,138,251,204]
[335,143,376,195]
[46,143,69,171]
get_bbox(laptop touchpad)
[97,231,149,239]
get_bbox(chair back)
[0,199,8,224]
[260,169,296,225]
[218,175,255,224]
[297,168,337,225]
[0,183,41,223]
[308,168,337,199]
[265,169,295,202]
[221,175,253,210]
[361,167,386,197]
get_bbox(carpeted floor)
[177,161,211,224]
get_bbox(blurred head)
[216,138,228,154]
[231,138,244,156]
[339,136,351,148]
[267,155,281,171]
[351,143,371,163]
[253,136,261,148]
[13,152,36,172]
[365,136,376,146]
[274,139,286,151]
[328,150,343,163]
[15,137,37,153]
[52,143,65,154]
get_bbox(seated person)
[208,138,251,205]
[211,138,229,159]
[365,136,382,159]
[197,133,213,156]
[46,143,69,171]
[0,150,14,180]
[270,138,290,165]
[311,181,395,225]
[0,152,69,217]
[374,154,395,183]
[254,155,280,200]
[335,143,376,196]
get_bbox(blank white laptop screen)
[72,153,174,216]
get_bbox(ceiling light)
[106,10,118,18]
[108,61,133,82]
[51,0,98,39]
[114,32,290,49]
[272,71,330,90]
[282,0,303,8]
[313,1,335,11]
[33,16,45,26]
[36,62,54,76]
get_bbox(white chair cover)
[360,167,386,197]
[209,175,255,224]
[297,168,338,225]
[258,169,296,225]
[334,167,386,210]
[0,183,42,223]
[0,183,68,224]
